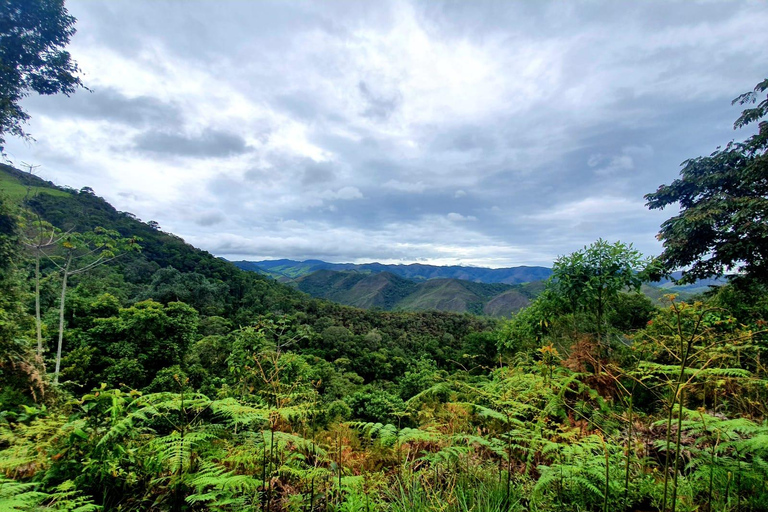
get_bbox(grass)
[0,166,69,203]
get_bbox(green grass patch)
[0,167,69,203]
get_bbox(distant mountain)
[654,272,729,296]
[231,258,553,284]
[291,269,541,317]
[295,270,416,310]
[230,258,728,315]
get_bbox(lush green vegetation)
[0,13,767,509]
[2,154,768,511]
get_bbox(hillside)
[242,258,711,315]
[232,258,553,284]
[0,164,498,378]
[294,270,416,309]
[293,269,540,316]
[0,165,304,322]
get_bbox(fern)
[185,460,260,509]
[0,477,46,511]
[0,478,100,512]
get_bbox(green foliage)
[140,266,228,316]
[0,196,38,406]
[646,77,768,284]
[346,390,405,424]
[67,299,198,390]
[0,476,100,511]
[551,239,648,340]
[0,0,84,152]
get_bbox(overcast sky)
[5,0,768,267]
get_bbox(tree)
[85,299,198,389]
[550,239,647,343]
[645,78,768,284]
[0,0,84,153]
[19,211,67,358]
[48,228,140,384]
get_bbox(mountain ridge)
[291,269,540,317]
[231,258,553,284]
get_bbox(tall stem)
[671,387,685,512]
[506,422,513,506]
[662,305,691,511]
[53,252,71,385]
[35,251,42,358]
[624,393,633,504]
[603,439,610,512]
[337,431,343,502]
[661,398,675,511]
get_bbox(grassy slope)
[397,279,486,314]
[0,164,69,201]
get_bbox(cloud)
[28,86,183,127]
[301,161,336,186]
[383,180,427,193]
[5,0,768,267]
[194,210,226,226]
[133,129,250,158]
[526,196,644,223]
[326,186,363,200]
[358,80,402,120]
[447,212,477,222]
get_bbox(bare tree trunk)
[53,253,71,385]
[35,250,43,359]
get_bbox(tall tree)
[0,0,84,153]
[645,78,768,284]
[550,239,646,343]
[48,228,140,384]
[19,210,66,358]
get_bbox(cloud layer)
[6,0,768,266]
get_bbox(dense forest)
[2,1,768,511]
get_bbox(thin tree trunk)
[35,251,43,359]
[624,393,633,504]
[53,253,71,385]
[671,388,685,512]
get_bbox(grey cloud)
[195,211,226,226]
[358,81,402,120]
[133,129,250,158]
[25,86,182,127]
[301,161,336,186]
[11,0,768,267]
[276,93,323,121]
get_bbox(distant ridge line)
[230,258,553,285]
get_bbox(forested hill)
[232,257,553,283]
[293,269,541,316]
[1,163,303,322]
[0,163,498,385]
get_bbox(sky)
[5,0,768,268]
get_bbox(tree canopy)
[0,0,83,153]
[551,239,646,337]
[645,78,768,284]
